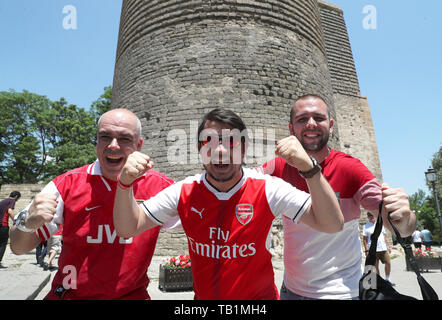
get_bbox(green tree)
[430,144,442,199]
[0,90,47,183]
[409,189,427,210]
[409,188,441,243]
[428,144,442,243]
[42,98,97,181]
[90,86,112,123]
[0,88,112,185]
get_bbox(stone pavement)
[0,246,51,300]
[1,244,441,300]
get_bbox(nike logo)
[190,207,204,219]
[85,205,101,212]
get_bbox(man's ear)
[137,138,143,151]
[241,138,249,155]
[329,118,334,136]
[289,123,294,136]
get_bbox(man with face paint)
[113,108,344,300]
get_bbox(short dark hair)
[290,94,331,123]
[197,108,248,141]
[9,191,21,199]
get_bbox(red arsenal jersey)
[35,161,174,300]
[141,168,311,300]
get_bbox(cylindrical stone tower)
[112,0,339,181]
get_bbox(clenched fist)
[381,183,415,237]
[275,136,313,172]
[119,151,154,186]
[26,193,58,230]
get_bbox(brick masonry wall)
[318,1,360,96]
[318,1,391,246]
[112,0,341,184]
[318,1,382,181]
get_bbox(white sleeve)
[265,175,311,223]
[140,181,182,225]
[162,216,183,230]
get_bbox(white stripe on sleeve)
[140,180,182,225]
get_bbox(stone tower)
[318,1,382,181]
[111,0,384,255]
[112,0,341,181]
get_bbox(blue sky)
[0,1,441,196]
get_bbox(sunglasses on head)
[199,135,242,149]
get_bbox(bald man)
[10,109,177,300]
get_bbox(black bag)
[359,201,438,300]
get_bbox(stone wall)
[112,0,340,184]
[317,1,360,97]
[318,1,391,246]
[318,1,382,181]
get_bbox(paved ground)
[1,244,441,300]
[0,246,51,300]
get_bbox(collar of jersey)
[87,160,103,176]
[201,168,246,201]
[86,160,113,191]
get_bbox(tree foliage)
[409,188,441,243]
[430,144,442,199]
[408,144,442,243]
[0,87,112,185]
[90,86,112,123]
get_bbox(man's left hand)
[381,183,416,237]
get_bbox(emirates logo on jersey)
[235,204,254,225]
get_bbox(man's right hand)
[275,136,313,172]
[119,151,154,186]
[25,193,58,230]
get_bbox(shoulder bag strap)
[364,201,384,267]
[386,207,439,300]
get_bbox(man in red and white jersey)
[10,109,176,299]
[113,108,344,300]
[259,94,416,300]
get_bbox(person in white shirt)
[363,211,394,285]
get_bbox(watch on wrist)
[298,156,322,179]
[15,209,36,233]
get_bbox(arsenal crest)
[235,204,254,225]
